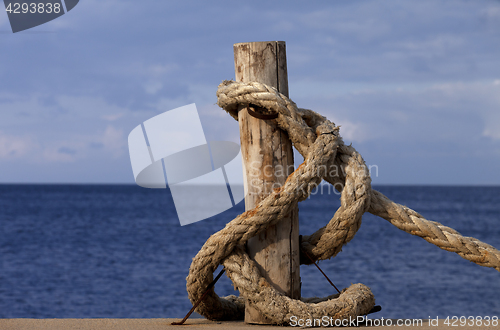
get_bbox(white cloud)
[102,113,125,121]
[290,79,500,156]
[483,125,500,140]
[56,95,130,119]
[101,125,125,157]
[37,125,125,163]
[482,5,500,19]
[393,35,465,57]
[146,64,178,76]
[0,132,34,159]
[1,0,500,183]
[141,64,179,94]
[336,120,373,143]
[0,93,139,127]
[0,94,134,164]
[143,80,163,95]
[36,125,125,163]
[427,81,500,141]
[482,104,500,140]
[42,145,78,163]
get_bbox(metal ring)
[246,104,279,120]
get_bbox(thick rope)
[185,80,500,325]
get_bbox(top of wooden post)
[233,41,288,97]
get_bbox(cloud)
[56,95,131,120]
[143,81,163,95]
[141,64,179,95]
[290,78,500,171]
[38,125,125,163]
[0,132,33,159]
[336,120,373,143]
[57,146,77,155]
[482,5,500,20]
[101,125,125,157]
[483,125,500,140]
[1,0,499,183]
[102,113,125,121]
[427,81,500,141]
[42,146,78,162]
[0,93,132,165]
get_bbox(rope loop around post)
[184,80,500,325]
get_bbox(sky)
[1,0,500,185]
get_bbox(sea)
[1,184,499,320]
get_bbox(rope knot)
[184,80,500,325]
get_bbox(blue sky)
[1,0,499,184]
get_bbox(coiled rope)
[185,80,500,325]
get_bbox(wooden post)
[233,41,300,324]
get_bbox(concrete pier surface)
[0,318,496,329]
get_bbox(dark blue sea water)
[1,184,499,319]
